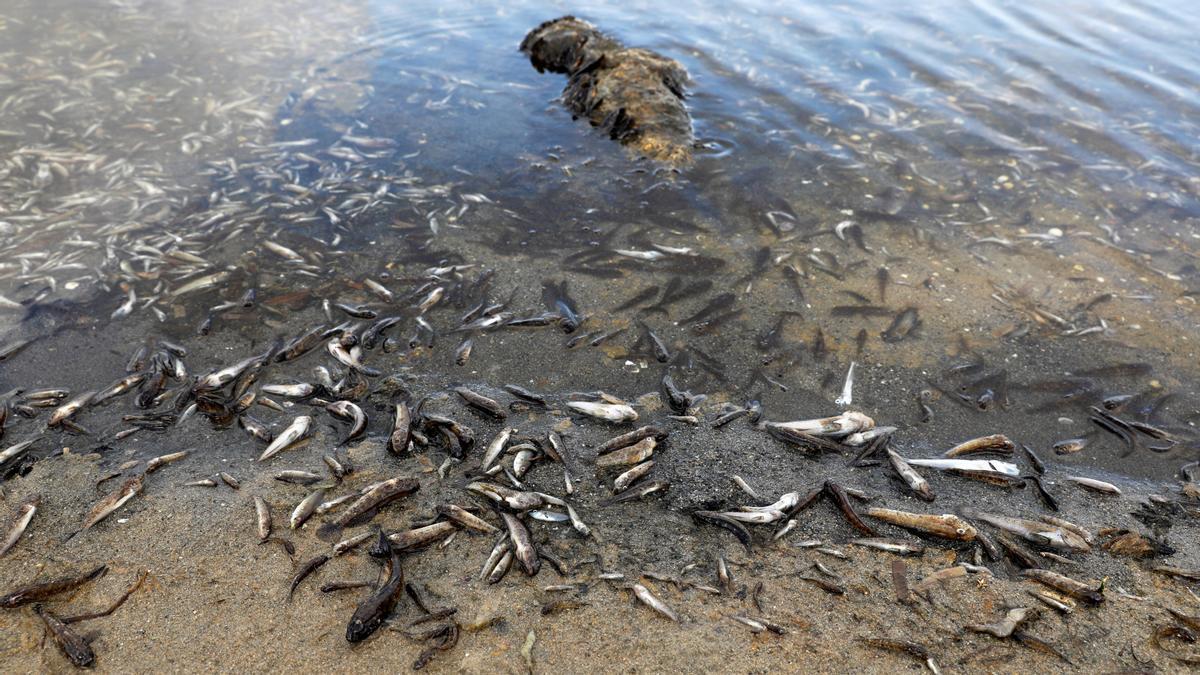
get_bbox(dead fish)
[438,504,498,533]
[595,437,655,469]
[603,480,669,504]
[466,482,557,511]
[318,477,419,539]
[37,606,94,667]
[288,554,330,601]
[388,402,411,455]
[46,391,95,428]
[290,488,327,530]
[388,521,457,551]
[614,461,655,492]
[905,457,1020,476]
[262,383,316,399]
[968,607,1035,638]
[326,401,366,446]
[769,411,874,438]
[826,481,876,535]
[566,401,638,424]
[254,496,272,542]
[274,470,322,485]
[481,427,515,471]
[881,307,920,342]
[239,415,274,444]
[848,538,926,556]
[597,426,667,454]
[501,512,539,576]
[0,564,107,608]
[454,338,473,366]
[1150,566,1200,581]
[258,416,313,461]
[962,509,1090,552]
[1053,438,1088,455]
[835,362,857,407]
[145,450,189,473]
[887,450,934,502]
[565,503,591,538]
[0,495,39,557]
[479,536,512,581]
[1064,476,1121,495]
[1020,569,1104,604]
[454,387,506,420]
[943,434,1014,457]
[79,475,143,533]
[866,507,977,541]
[631,583,678,621]
[346,532,404,643]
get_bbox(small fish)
[288,554,330,600]
[318,476,419,538]
[967,607,1034,638]
[905,457,1020,476]
[848,538,925,556]
[0,495,39,557]
[595,438,655,469]
[290,488,327,529]
[881,307,920,342]
[37,607,94,667]
[454,386,506,420]
[631,583,678,621]
[239,415,273,444]
[961,509,1090,552]
[387,402,411,455]
[79,476,143,533]
[482,427,515,471]
[887,450,934,502]
[387,521,457,551]
[254,496,272,542]
[603,480,669,504]
[346,532,404,642]
[835,362,857,408]
[1020,569,1104,604]
[502,512,540,576]
[943,434,1014,457]
[613,461,655,492]
[326,401,366,446]
[0,565,107,608]
[1052,438,1088,455]
[866,507,977,541]
[597,426,666,454]
[145,451,189,473]
[258,416,313,462]
[274,470,322,485]
[769,411,874,438]
[1064,476,1121,495]
[47,390,95,428]
[566,400,638,423]
[438,504,498,533]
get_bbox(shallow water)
[1,0,1200,671]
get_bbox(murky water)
[2,0,1200,671]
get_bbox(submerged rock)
[520,16,694,164]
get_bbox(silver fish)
[482,427,515,471]
[566,401,638,423]
[0,495,39,556]
[905,457,1020,476]
[258,416,313,462]
[631,583,679,621]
